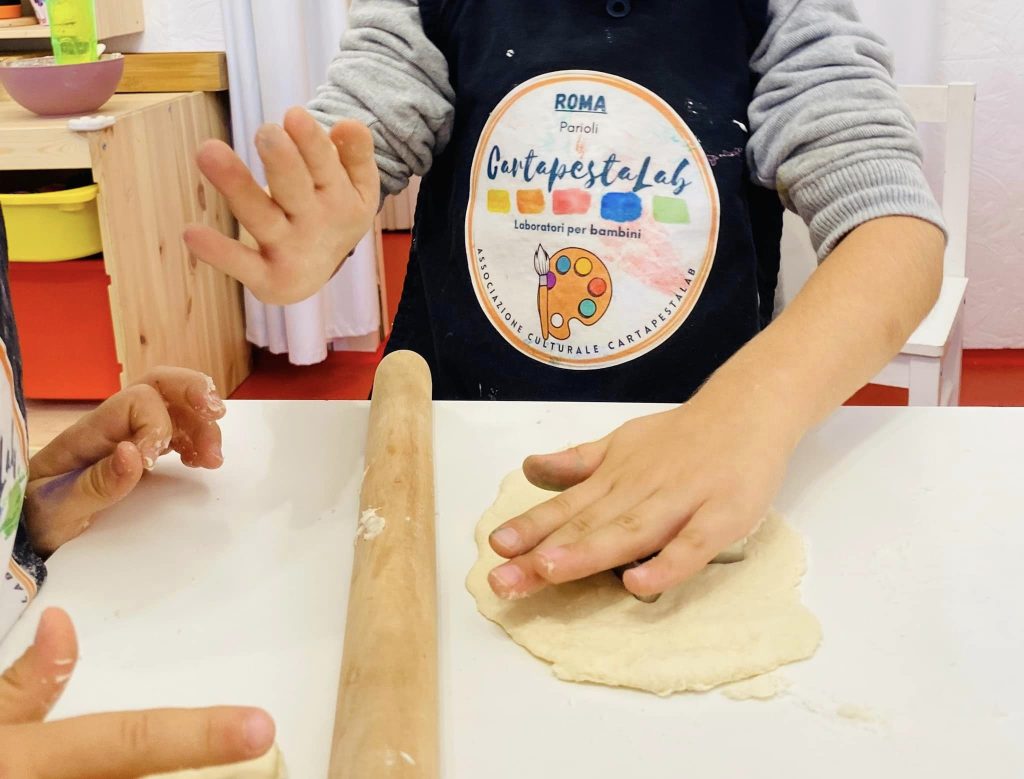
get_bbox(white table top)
[1,402,1021,777]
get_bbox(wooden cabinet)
[0,92,250,396]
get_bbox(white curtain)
[220,0,382,365]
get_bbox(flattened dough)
[142,744,286,778]
[466,471,822,696]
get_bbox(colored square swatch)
[653,196,690,224]
[517,189,546,215]
[487,189,511,214]
[552,189,592,215]
[601,192,642,223]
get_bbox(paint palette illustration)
[534,245,613,341]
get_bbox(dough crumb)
[836,704,880,723]
[357,508,387,542]
[721,674,788,701]
[400,752,416,766]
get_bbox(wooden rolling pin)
[329,351,438,778]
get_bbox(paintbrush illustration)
[534,243,551,341]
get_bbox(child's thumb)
[26,441,144,556]
[73,441,145,510]
[0,608,79,725]
[522,438,610,492]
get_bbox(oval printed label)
[466,70,720,369]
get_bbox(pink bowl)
[0,54,124,117]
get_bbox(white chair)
[777,83,976,406]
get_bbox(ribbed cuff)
[790,157,947,258]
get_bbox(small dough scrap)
[467,471,822,696]
[721,674,789,700]
[836,704,881,723]
[143,744,286,778]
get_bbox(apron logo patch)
[466,70,721,369]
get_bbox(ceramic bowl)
[0,53,124,117]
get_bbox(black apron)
[387,0,783,402]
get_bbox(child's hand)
[486,401,795,600]
[24,367,227,556]
[0,608,275,777]
[185,107,380,306]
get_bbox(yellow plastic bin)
[0,184,102,262]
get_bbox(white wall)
[935,1,1024,348]
[856,0,1023,348]
[856,0,941,83]
[110,0,225,52]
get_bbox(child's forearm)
[692,215,946,446]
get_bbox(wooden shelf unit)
[0,0,144,40]
[0,93,251,396]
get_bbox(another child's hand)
[0,608,275,777]
[185,108,380,306]
[24,367,227,556]
[486,401,795,600]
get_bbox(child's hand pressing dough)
[488,400,793,599]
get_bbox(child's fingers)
[284,107,345,190]
[531,496,688,585]
[487,557,548,600]
[168,414,223,470]
[115,385,176,468]
[189,421,224,469]
[0,608,79,725]
[329,120,380,208]
[135,368,224,469]
[184,225,272,298]
[623,503,738,597]
[139,367,226,422]
[488,477,612,558]
[196,140,287,245]
[522,485,648,555]
[486,478,627,599]
[29,386,172,479]
[22,706,275,778]
[256,124,315,216]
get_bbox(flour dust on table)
[467,471,822,696]
[142,744,287,779]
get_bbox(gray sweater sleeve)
[748,0,946,258]
[307,0,455,197]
